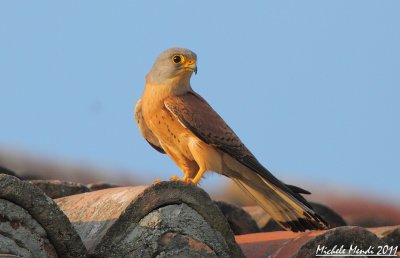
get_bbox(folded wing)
[134,99,165,154]
[164,91,328,231]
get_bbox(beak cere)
[186,59,197,75]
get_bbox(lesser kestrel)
[135,48,329,232]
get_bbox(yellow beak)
[185,59,197,74]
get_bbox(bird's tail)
[223,157,329,232]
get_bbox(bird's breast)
[143,101,194,160]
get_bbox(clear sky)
[1,1,399,200]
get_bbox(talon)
[170,175,192,183]
[153,178,162,183]
[170,175,181,181]
[183,176,192,183]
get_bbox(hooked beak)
[185,59,197,75]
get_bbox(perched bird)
[135,47,329,232]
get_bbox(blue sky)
[0,1,399,200]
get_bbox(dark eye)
[172,55,184,64]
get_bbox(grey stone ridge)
[214,201,260,235]
[86,182,119,191]
[381,226,400,248]
[0,199,57,257]
[295,226,388,258]
[0,174,88,258]
[30,180,90,199]
[55,181,245,258]
[0,167,18,178]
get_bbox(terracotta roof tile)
[55,181,244,257]
[1,164,399,258]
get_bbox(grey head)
[147,47,197,84]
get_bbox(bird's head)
[147,48,197,85]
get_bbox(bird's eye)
[172,55,185,64]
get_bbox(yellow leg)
[153,178,162,183]
[161,144,197,184]
[189,168,206,185]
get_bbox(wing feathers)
[163,91,328,231]
[164,92,313,210]
[233,173,328,232]
[134,99,166,154]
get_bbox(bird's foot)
[170,175,193,184]
[153,178,162,183]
